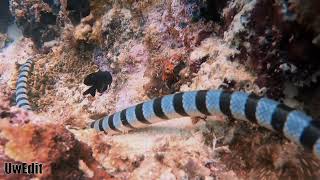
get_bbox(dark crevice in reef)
[43,0,61,14]
[298,82,320,119]
[40,11,58,25]
[10,0,90,48]
[229,0,320,100]
[200,0,229,23]
[11,0,60,48]
[0,0,13,33]
[66,0,91,25]
[186,0,229,23]
[22,23,58,48]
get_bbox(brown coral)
[161,54,184,82]
[0,123,114,179]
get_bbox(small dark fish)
[83,70,112,97]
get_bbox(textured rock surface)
[9,0,91,48]
[227,0,320,99]
[10,0,60,48]
[0,0,320,179]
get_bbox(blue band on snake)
[89,90,320,159]
[15,58,33,111]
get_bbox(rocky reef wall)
[1,0,320,179]
[226,0,320,97]
[10,0,319,110]
[9,0,91,48]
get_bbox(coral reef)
[0,123,114,179]
[9,0,92,48]
[224,0,320,102]
[0,0,320,179]
[0,34,12,50]
[66,0,90,25]
[0,85,114,179]
[10,0,61,48]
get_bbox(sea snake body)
[15,58,33,110]
[90,90,320,159]
[14,59,320,159]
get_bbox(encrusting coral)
[0,123,114,179]
[0,0,320,179]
